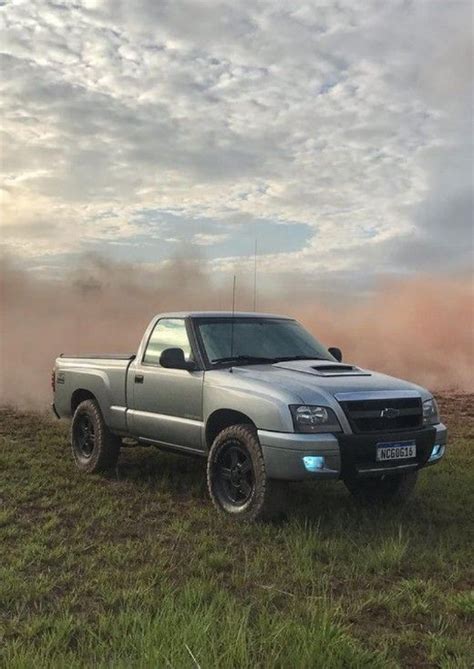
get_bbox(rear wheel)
[344,471,418,504]
[71,399,121,473]
[207,424,288,522]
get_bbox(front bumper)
[259,430,341,480]
[258,422,447,481]
[51,402,61,419]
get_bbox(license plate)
[376,441,416,462]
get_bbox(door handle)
[134,374,144,384]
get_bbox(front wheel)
[207,424,288,522]
[344,471,418,504]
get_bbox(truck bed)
[54,354,136,432]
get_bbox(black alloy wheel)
[215,440,255,506]
[207,423,289,521]
[74,412,96,458]
[70,399,121,473]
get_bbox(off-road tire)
[71,399,121,473]
[344,470,418,504]
[207,423,288,522]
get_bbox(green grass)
[0,394,473,668]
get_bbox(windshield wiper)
[272,355,328,362]
[211,354,331,366]
[211,355,276,366]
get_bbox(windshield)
[195,317,335,365]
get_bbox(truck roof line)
[156,311,293,319]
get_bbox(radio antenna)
[253,238,258,312]
[230,274,236,357]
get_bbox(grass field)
[0,394,473,668]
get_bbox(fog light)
[303,456,325,472]
[429,444,445,462]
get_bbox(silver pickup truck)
[52,311,447,520]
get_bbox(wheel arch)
[71,388,97,414]
[205,408,256,449]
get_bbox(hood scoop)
[310,364,371,377]
[274,360,372,377]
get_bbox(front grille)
[339,397,423,434]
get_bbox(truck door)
[127,317,204,452]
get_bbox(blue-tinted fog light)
[429,444,445,462]
[303,456,325,472]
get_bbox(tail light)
[51,368,56,393]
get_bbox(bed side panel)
[54,357,131,432]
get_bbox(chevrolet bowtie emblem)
[380,407,400,419]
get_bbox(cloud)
[0,0,472,289]
[193,232,230,246]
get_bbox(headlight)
[290,405,342,433]
[423,398,440,426]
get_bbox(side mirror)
[328,347,342,362]
[159,347,196,371]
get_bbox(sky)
[1,0,473,297]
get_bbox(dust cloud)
[1,255,473,408]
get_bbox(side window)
[143,319,192,365]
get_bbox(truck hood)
[228,359,430,404]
